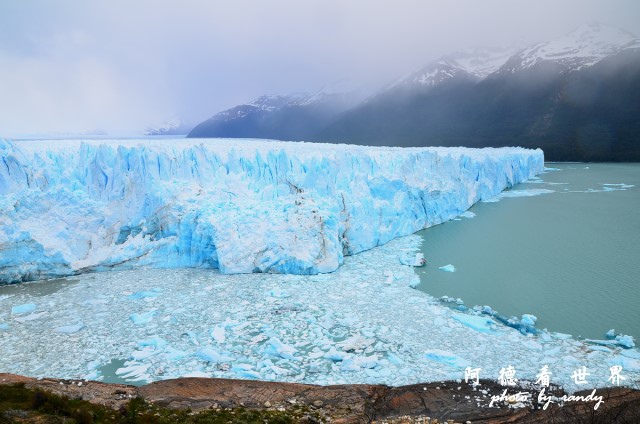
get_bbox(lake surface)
[416,163,640,341]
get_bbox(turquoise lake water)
[415,163,640,342]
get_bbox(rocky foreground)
[1,374,639,423]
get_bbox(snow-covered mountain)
[388,46,517,90]
[189,23,640,161]
[207,93,315,123]
[145,119,193,136]
[200,87,362,124]
[188,88,361,140]
[498,23,640,74]
[384,23,639,90]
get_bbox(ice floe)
[1,235,637,391]
[439,264,456,272]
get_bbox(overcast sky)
[1,0,639,136]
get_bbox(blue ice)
[11,303,36,315]
[439,264,456,272]
[452,313,497,333]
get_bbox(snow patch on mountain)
[145,119,192,136]
[387,46,517,90]
[499,23,639,74]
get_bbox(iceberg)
[438,264,456,272]
[0,138,543,282]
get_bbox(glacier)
[0,138,543,283]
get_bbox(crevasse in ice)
[0,138,543,283]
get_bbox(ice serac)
[0,138,544,282]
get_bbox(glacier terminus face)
[0,138,544,283]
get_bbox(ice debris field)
[1,138,543,283]
[1,235,638,390]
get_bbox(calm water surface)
[416,163,640,341]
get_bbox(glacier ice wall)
[0,138,543,282]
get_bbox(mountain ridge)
[188,23,640,161]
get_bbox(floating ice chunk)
[82,298,108,306]
[600,330,635,348]
[525,176,544,184]
[232,366,261,379]
[127,289,161,300]
[520,314,537,326]
[438,264,456,272]
[84,371,100,381]
[383,270,394,284]
[11,303,36,315]
[399,252,426,267]
[324,347,350,362]
[607,356,640,373]
[116,363,151,381]
[131,347,157,361]
[264,337,298,361]
[423,349,470,368]
[387,352,404,365]
[451,313,497,333]
[586,335,635,349]
[355,354,380,369]
[615,334,635,349]
[138,337,167,350]
[196,346,234,363]
[267,289,290,299]
[54,323,85,334]
[211,325,226,343]
[340,358,361,372]
[165,346,187,361]
[129,311,156,325]
[588,345,613,353]
[620,349,640,360]
[603,183,634,189]
[499,189,555,198]
[14,312,47,322]
[232,363,253,371]
[460,211,476,218]
[474,305,495,315]
[484,188,554,202]
[269,365,291,376]
[552,332,573,340]
[0,323,9,331]
[337,334,375,352]
[183,330,200,346]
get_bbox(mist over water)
[416,163,640,341]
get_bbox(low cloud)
[0,0,638,136]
